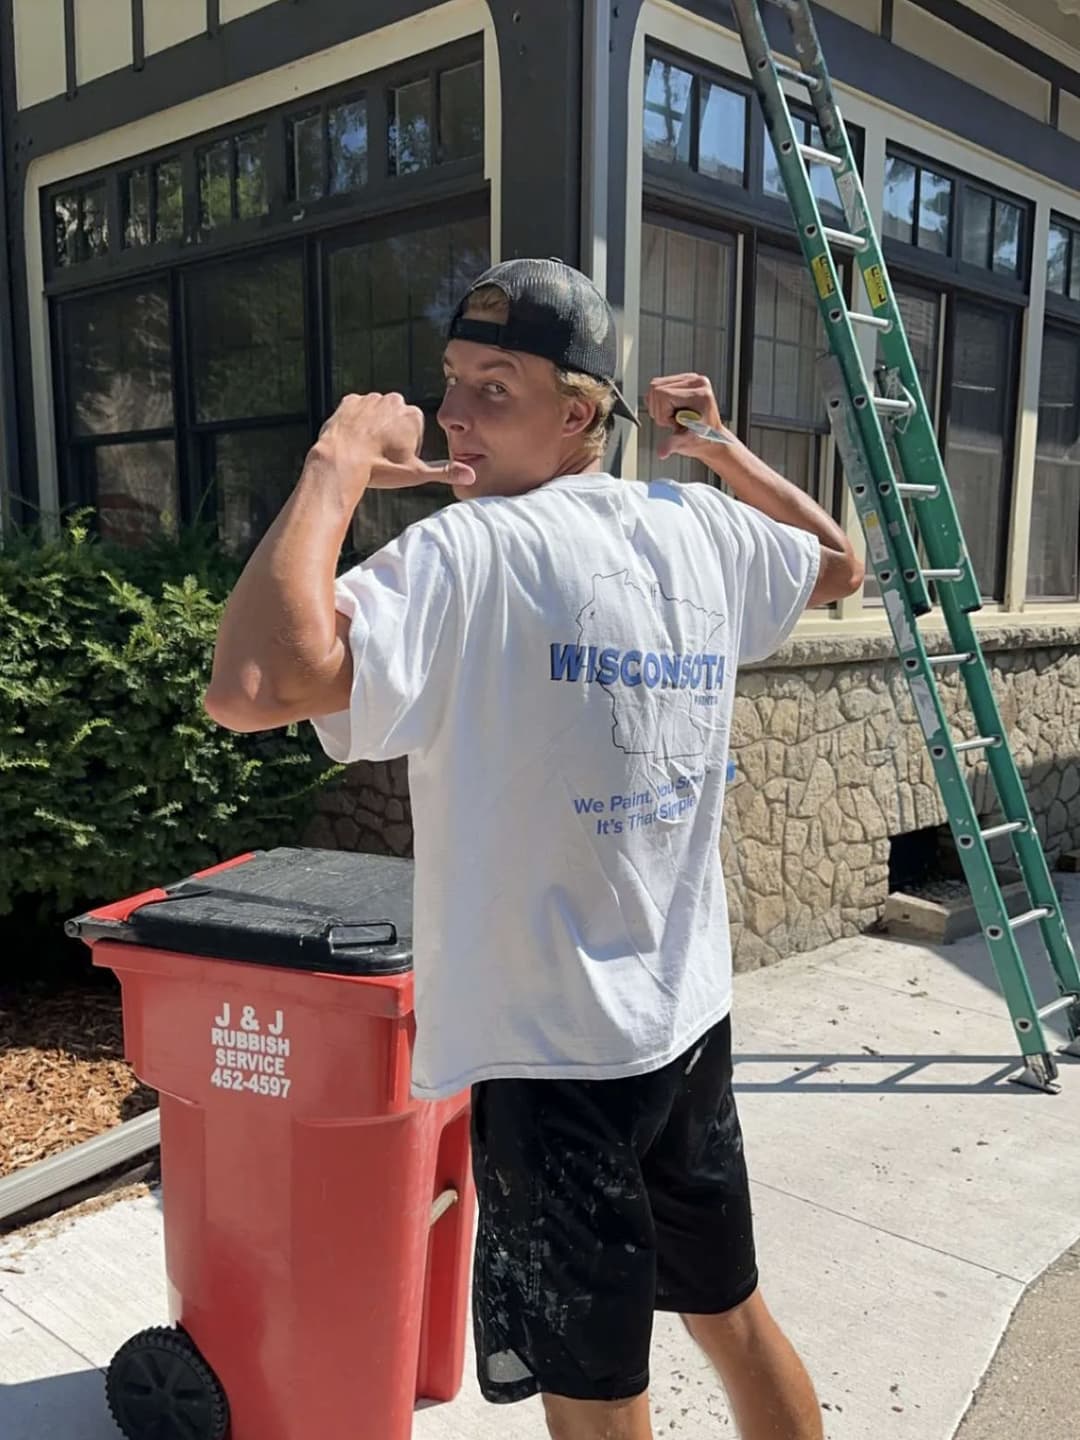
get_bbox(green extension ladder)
[730,0,1080,1092]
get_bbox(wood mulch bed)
[0,981,157,1180]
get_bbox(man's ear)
[562,394,598,439]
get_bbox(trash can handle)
[326,921,398,951]
[430,1189,459,1226]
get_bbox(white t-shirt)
[313,474,819,1099]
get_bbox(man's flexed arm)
[644,373,863,605]
[204,392,474,733]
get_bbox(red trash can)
[68,847,475,1440]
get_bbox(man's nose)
[437,388,470,432]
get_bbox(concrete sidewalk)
[2,877,1079,1439]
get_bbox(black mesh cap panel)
[449,258,638,423]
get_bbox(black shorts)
[470,1015,757,1405]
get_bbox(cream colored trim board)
[26,0,498,519]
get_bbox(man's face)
[438,338,592,499]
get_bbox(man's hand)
[309,392,476,501]
[645,373,730,460]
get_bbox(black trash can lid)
[74,848,415,976]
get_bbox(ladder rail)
[734,0,1080,1090]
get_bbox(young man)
[206,259,862,1440]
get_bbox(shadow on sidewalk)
[1,1368,119,1440]
[733,1050,1080,1094]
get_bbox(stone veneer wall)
[306,623,1080,972]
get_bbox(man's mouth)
[451,452,486,466]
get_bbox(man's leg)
[542,1392,653,1440]
[683,1291,823,1440]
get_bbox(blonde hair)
[463,284,617,460]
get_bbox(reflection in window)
[440,61,483,162]
[54,183,110,266]
[187,252,306,423]
[235,129,268,220]
[289,110,323,202]
[643,57,693,166]
[124,169,151,249]
[883,156,916,243]
[917,171,952,255]
[992,201,1021,277]
[698,81,746,185]
[945,303,1014,599]
[962,189,992,268]
[156,160,183,241]
[327,215,490,553]
[638,221,735,485]
[1028,329,1080,600]
[64,283,174,437]
[1048,224,1070,296]
[751,250,827,502]
[390,79,434,175]
[211,426,310,554]
[199,140,232,229]
[766,117,845,216]
[94,440,179,547]
[330,99,369,193]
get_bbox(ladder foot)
[1008,1056,1061,1094]
[1058,1037,1080,1060]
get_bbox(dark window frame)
[641,44,864,239]
[1027,318,1080,602]
[41,36,484,289]
[50,189,489,543]
[882,144,1032,300]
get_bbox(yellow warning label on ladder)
[865,265,888,309]
[811,254,835,299]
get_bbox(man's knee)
[542,1391,650,1440]
[682,1287,768,1354]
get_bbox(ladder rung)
[980,821,1026,842]
[850,311,891,331]
[922,568,964,581]
[896,483,939,498]
[955,736,1000,754]
[799,143,843,169]
[928,652,973,668]
[773,59,821,90]
[1037,995,1077,1020]
[873,396,916,417]
[824,226,868,253]
[1010,907,1052,932]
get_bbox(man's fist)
[312,392,475,494]
[645,373,728,460]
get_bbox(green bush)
[0,516,340,926]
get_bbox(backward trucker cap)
[448,258,639,425]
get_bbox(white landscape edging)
[0,1109,160,1225]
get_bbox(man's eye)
[485,382,507,397]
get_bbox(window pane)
[751,250,827,500]
[962,189,993,268]
[883,157,916,244]
[1048,223,1070,296]
[1028,329,1080,599]
[439,61,483,162]
[94,440,178,546]
[155,159,183,241]
[1072,242,1080,303]
[749,427,819,505]
[643,58,692,166]
[124,169,151,249]
[329,99,368,194]
[698,81,745,185]
[199,140,231,229]
[235,129,268,220]
[81,183,109,259]
[64,283,173,436]
[807,123,843,216]
[992,200,1022,277]
[54,193,80,267]
[917,170,952,254]
[187,251,306,422]
[945,303,1013,599]
[637,220,735,486]
[289,110,324,202]
[328,214,489,403]
[390,78,434,175]
[211,425,310,554]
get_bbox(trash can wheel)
[106,1326,229,1440]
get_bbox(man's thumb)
[424,459,476,486]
